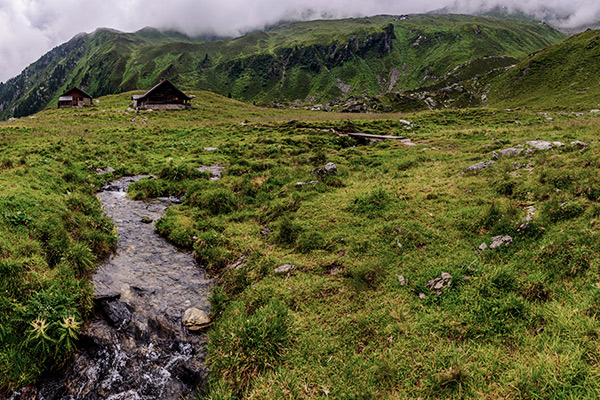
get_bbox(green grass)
[2,92,600,398]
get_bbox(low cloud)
[0,0,599,82]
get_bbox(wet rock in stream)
[14,176,213,400]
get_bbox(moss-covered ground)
[1,92,600,398]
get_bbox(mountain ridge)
[0,14,565,119]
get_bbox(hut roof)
[60,87,93,99]
[132,79,191,101]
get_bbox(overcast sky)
[1,0,599,83]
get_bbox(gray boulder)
[425,272,452,295]
[311,162,338,177]
[275,264,296,274]
[526,141,553,150]
[463,161,495,173]
[499,147,523,156]
[490,235,513,249]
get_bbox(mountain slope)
[486,29,600,108]
[0,14,565,119]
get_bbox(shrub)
[348,262,384,290]
[207,300,292,393]
[193,230,234,272]
[352,189,392,214]
[296,230,325,253]
[158,159,198,181]
[275,217,302,245]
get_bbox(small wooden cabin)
[132,79,192,110]
[58,87,93,108]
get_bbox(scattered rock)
[97,166,116,175]
[296,181,319,187]
[93,292,121,302]
[260,227,271,237]
[525,148,535,157]
[425,272,452,296]
[546,117,554,121]
[399,119,412,126]
[590,109,600,114]
[311,162,338,177]
[275,264,296,275]
[490,235,513,249]
[571,141,586,148]
[183,307,211,331]
[526,140,553,150]
[102,300,133,328]
[398,275,408,286]
[478,242,488,251]
[499,147,523,157]
[203,147,218,151]
[419,293,427,300]
[198,164,225,180]
[462,160,495,173]
[552,141,565,147]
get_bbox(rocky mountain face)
[0,14,566,119]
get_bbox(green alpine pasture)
[2,91,600,398]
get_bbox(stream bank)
[12,176,213,400]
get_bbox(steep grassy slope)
[2,92,600,397]
[0,14,565,119]
[487,29,600,109]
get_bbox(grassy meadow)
[1,92,600,398]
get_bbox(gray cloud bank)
[0,0,599,82]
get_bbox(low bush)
[207,300,292,394]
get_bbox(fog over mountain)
[0,0,598,83]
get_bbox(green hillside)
[0,14,565,119]
[486,29,600,109]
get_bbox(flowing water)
[13,176,213,399]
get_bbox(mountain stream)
[13,176,213,399]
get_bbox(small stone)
[552,141,565,147]
[399,119,412,126]
[275,264,296,274]
[478,242,488,251]
[204,147,218,151]
[526,140,553,150]
[571,141,586,148]
[260,227,271,237]
[425,272,452,295]
[398,275,408,286]
[419,293,426,299]
[183,307,211,331]
[490,235,513,249]
[96,166,116,175]
[499,147,523,157]
[311,162,338,177]
[462,161,495,173]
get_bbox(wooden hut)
[58,87,93,108]
[132,79,192,110]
